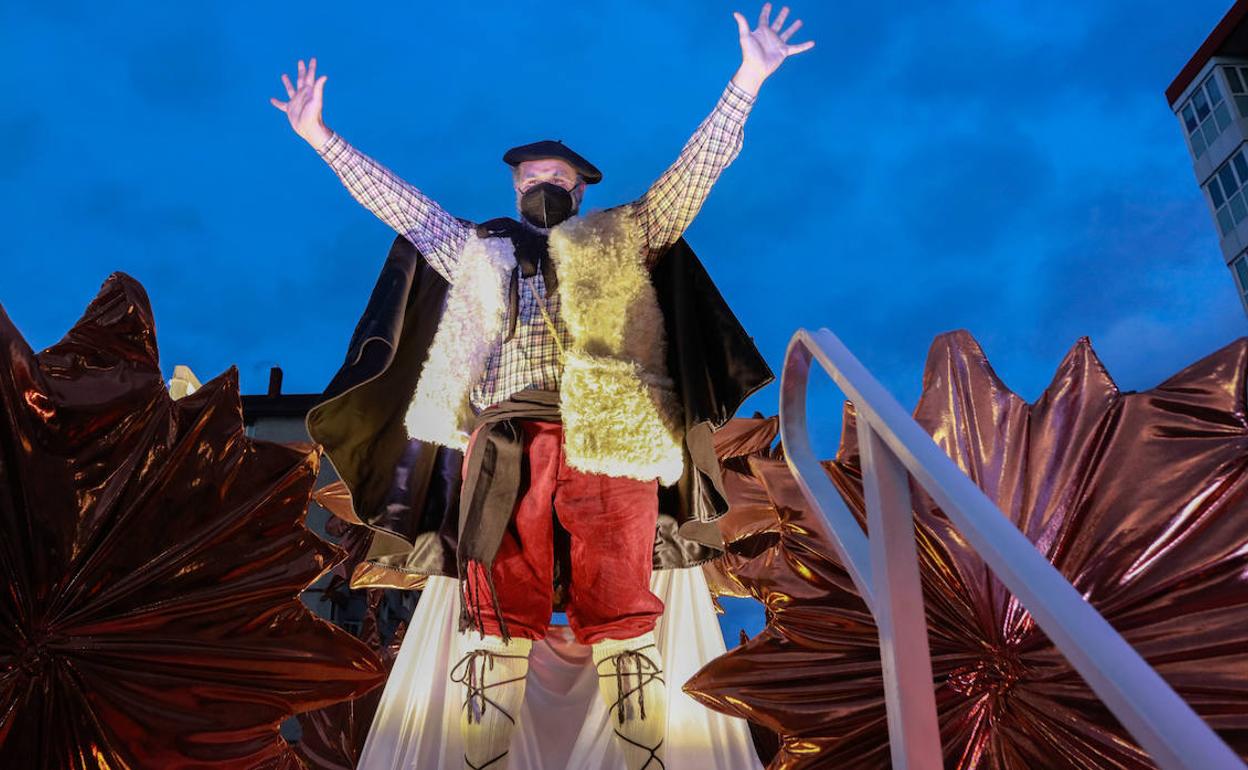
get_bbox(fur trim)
[403,232,514,448]
[560,350,685,485]
[549,209,684,484]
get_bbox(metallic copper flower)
[295,482,409,770]
[0,273,386,769]
[295,588,408,770]
[687,330,1248,769]
[702,417,785,604]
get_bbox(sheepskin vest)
[402,207,686,486]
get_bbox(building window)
[1182,72,1232,159]
[1232,254,1248,306]
[1205,147,1248,235]
[1224,65,1248,118]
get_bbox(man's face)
[514,158,585,210]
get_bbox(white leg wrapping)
[592,631,667,770]
[451,633,533,770]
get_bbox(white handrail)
[778,327,1246,770]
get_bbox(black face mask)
[518,182,577,229]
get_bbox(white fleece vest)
[402,208,685,486]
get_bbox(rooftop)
[239,366,321,422]
[1167,0,1248,105]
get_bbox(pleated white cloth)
[356,568,763,770]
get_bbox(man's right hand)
[271,58,331,150]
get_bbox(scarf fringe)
[459,557,511,644]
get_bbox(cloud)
[1093,302,1247,391]
[889,126,1055,259]
[1036,181,1222,336]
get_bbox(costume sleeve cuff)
[316,131,351,166]
[721,79,757,123]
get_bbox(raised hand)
[270,57,331,150]
[732,3,814,94]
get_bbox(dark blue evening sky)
[4,0,1245,455]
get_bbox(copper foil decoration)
[295,483,408,770]
[295,586,408,770]
[0,273,385,769]
[313,481,375,589]
[688,330,1248,769]
[701,417,785,605]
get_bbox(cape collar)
[476,216,562,341]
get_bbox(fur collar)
[403,230,515,449]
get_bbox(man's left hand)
[732,3,814,96]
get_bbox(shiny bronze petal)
[316,481,376,584]
[714,415,780,460]
[296,590,410,769]
[313,479,362,526]
[0,273,385,769]
[294,487,417,766]
[311,481,428,591]
[687,330,1248,769]
[295,693,377,770]
[705,417,786,600]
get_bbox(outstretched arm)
[271,58,470,281]
[632,4,814,262]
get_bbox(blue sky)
[3,0,1244,445]
[3,2,1246,636]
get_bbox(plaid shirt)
[319,80,755,410]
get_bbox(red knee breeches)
[463,419,664,644]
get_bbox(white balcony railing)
[778,327,1245,770]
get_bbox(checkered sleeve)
[632,79,756,261]
[317,132,471,281]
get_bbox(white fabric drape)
[357,568,763,770]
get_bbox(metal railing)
[778,327,1245,770]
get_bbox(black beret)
[503,139,603,184]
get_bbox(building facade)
[1168,0,1248,313]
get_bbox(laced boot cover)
[450,634,533,770]
[592,631,667,770]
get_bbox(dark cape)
[305,216,773,589]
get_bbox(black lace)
[596,644,665,724]
[595,643,666,769]
[451,647,530,769]
[450,648,529,725]
[465,752,508,770]
[612,731,665,770]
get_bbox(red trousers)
[463,419,664,644]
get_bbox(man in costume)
[272,5,812,768]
